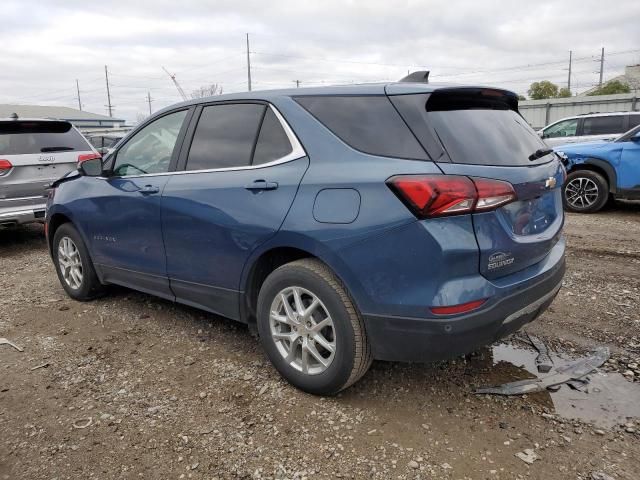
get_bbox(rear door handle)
[139,185,160,195]
[244,180,279,191]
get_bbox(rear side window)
[186,103,265,170]
[422,89,549,166]
[544,119,578,139]
[253,108,292,165]
[582,116,625,136]
[295,96,428,160]
[0,121,90,155]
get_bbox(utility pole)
[147,91,153,115]
[246,33,252,91]
[567,50,572,93]
[598,47,605,88]
[294,80,300,88]
[75,79,82,111]
[104,65,113,117]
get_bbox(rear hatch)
[0,120,95,201]
[389,87,564,279]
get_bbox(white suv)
[539,111,640,147]
[0,116,98,227]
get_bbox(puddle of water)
[491,343,640,428]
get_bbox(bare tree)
[190,83,223,99]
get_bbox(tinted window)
[544,119,578,138]
[582,116,625,135]
[0,121,90,155]
[186,103,265,170]
[253,108,292,165]
[295,96,427,160]
[113,109,187,176]
[425,91,549,166]
[628,114,640,129]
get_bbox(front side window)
[544,119,578,138]
[582,116,625,136]
[112,110,187,176]
[186,103,265,171]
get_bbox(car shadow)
[0,223,46,255]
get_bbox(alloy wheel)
[58,236,83,290]
[565,177,599,209]
[269,286,336,375]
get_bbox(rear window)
[0,121,90,155]
[582,115,625,136]
[424,89,550,166]
[295,95,428,160]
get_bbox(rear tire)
[52,223,105,301]
[563,170,609,213]
[257,259,372,395]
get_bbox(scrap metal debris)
[526,332,553,373]
[515,449,540,464]
[0,337,23,352]
[72,417,93,429]
[30,362,50,371]
[474,347,609,396]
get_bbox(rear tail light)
[387,175,516,218]
[78,153,101,163]
[0,159,12,176]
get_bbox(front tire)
[563,170,609,213]
[52,223,105,301]
[257,259,372,395]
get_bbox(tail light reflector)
[78,153,101,163]
[0,159,12,175]
[387,175,516,218]
[430,299,487,315]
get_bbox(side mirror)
[79,157,104,177]
[537,130,545,138]
[97,146,109,155]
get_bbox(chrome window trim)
[104,104,307,180]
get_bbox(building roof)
[0,104,124,122]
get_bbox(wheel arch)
[47,212,73,256]
[566,157,617,194]
[239,234,363,330]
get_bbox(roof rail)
[399,71,430,83]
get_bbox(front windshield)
[615,124,640,142]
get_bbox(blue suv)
[556,124,640,213]
[46,80,566,394]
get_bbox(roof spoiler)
[399,71,430,83]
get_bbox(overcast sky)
[1,0,639,122]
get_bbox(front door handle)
[139,185,160,195]
[244,180,279,191]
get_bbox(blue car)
[556,124,640,213]
[46,80,566,394]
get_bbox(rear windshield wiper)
[528,148,554,161]
[41,146,75,153]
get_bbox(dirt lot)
[1,204,639,480]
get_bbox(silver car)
[0,116,98,227]
[539,111,640,147]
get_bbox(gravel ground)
[1,203,639,480]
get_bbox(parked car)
[0,116,99,227]
[555,124,640,213]
[87,132,125,157]
[46,82,566,395]
[539,112,640,147]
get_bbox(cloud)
[1,0,638,122]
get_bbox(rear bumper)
[363,241,565,362]
[0,199,47,225]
